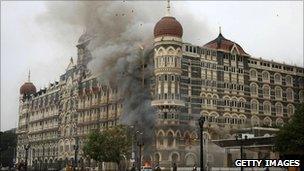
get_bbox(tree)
[0,129,17,168]
[83,125,132,170]
[275,103,304,155]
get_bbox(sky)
[1,1,303,131]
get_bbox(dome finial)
[166,0,171,16]
[28,69,31,82]
[219,26,222,34]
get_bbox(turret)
[152,0,185,121]
[20,70,36,99]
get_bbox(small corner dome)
[20,82,36,95]
[154,16,183,38]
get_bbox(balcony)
[151,99,185,106]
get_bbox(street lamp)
[73,138,79,171]
[24,144,30,171]
[129,125,136,165]
[235,134,248,171]
[136,131,144,171]
[198,116,205,171]
[73,124,79,171]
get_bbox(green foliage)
[275,103,304,155]
[83,125,132,164]
[0,130,17,167]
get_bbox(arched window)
[286,88,293,101]
[201,94,206,105]
[263,117,272,127]
[263,85,270,98]
[158,131,164,146]
[223,114,230,124]
[207,94,212,106]
[185,154,196,166]
[251,100,259,114]
[299,90,304,103]
[276,118,284,127]
[287,104,294,116]
[231,115,238,125]
[155,153,160,163]
[184,132,191,145]
[239,98,245,109]
[239,115,246,124]
[262,71,270,82]
[251,116,260,127]
[274,73,282,84]
[209,113,218,123]
[224,97,230,107]
[212,95,218,106]
[167,131,174,147]
[250,69,258,80]
[250,83,258,96]
[263,101,271,115]
[275,86,282,99]
[231,97,238,107]
[285,75,293,86]
[275,102,283,116]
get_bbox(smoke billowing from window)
[37,1,211,159]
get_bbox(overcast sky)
[1,1,303,131]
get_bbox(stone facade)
[16,7,304,170]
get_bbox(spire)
[28,69,31,82]
[218,26,224,38]
[165,0,171,16]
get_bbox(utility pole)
[198,116,205,171]
[73,137,79,171]
[24,144,30,171]
[235,134,248,171]
[136,131,144,171]
[73,123,79,171]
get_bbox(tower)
[76,31,93,69]
[152,0,190,168]
[17,70,36,164]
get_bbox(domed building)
[20,71,36,96]
[151,3,202,168]
[20,82,36,95]
[16,1,304,170]
[154,16,183,38]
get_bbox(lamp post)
[235,134,248,171]
[73,122,79,171]
[73,137,79,171]
[136,131,144,171]
[24,144,30,171]
[130,125,136,165]
[198,116,205,171]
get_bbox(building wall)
[16,35,304,169]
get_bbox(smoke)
[37,0,211,161]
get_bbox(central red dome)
[20,82,36,95]
[154,16,183,38]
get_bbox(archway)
[171,152,179,164]
[185,153,196,166]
